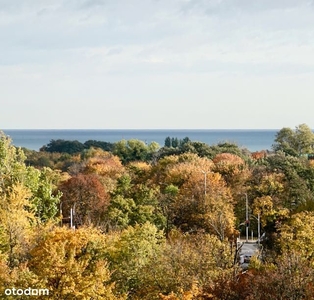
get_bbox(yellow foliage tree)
[0,183,35,268]
[279,211,314,261]
[212,153,251,196]
[82,150,125,193]
[137,231,236,299]
[252,195,276,227]
[29,227,125,300]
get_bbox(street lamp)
[257,213,261,247]
[251,213,261,247]
[201,170,211,196]
[60,201,63,226]
[70,203,76,230]
[60,201,76,229]
[244,193,249,242]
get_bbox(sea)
[1,129,278,152]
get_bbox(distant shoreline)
[2,129,277,152]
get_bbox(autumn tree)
[162,156,235,239]
[227,251,314,300]
[29,226,124,300]
[149,153,237,240]
[81,148,125,193]
[126,161,152,185]
[0,184,36,268]
[0,132,62,222]
[278,211,314,258]
[59,174,110,227]
[158,184,179,237]
[212,152,251,196]
[138,231,237,299]
[0,132,62,268]
[263,152,314,211]
[0,131,28,190]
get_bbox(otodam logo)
[4,288,49,296]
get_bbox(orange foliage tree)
[59,174,110,227]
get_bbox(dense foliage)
[1,124,314,299]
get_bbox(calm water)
[2,129,278,152]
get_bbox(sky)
[1,0,314,129]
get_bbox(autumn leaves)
[2,126,314,299]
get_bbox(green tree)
[164,137,171,147]
[26,167,62,222]
[83,139,114,152]
[171,137,179,148]
[0,131,28,190]
[107,175,164,230]
[40,139,85,154]
[273,124,314,156]
[159,184,179,237]
[104,223,164,296]
[113,139,159,163]
[0,132,62,222]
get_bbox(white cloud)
[1,0,314,128]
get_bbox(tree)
[159,184,179,237]
[59,174,110,227]
[164,137,171,148]
[40,139,85,154]
[212,152,250,195]
[138,231,236,299]
[29,226,124,299]
[154,154,235,240]
[81,149,125,193]
[0,131,28,190]
[210,142,250,160]
[278,211,314,259]
[253,152,314,212]
[181,141,213,158]
[104,223,164,296]
[26,167,63,222]
[83,140,114,152]
[295,123,314,156]
[0,184,36,268]
[1,133,65,223]
[273,124,314,156]
[171,138,179,148]
[113,139,160,164]
[107,175,164,230]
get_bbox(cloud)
[1,0,314,75]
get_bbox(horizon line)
[2,128,282,131]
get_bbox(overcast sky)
[1,0,314,129]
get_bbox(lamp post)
[70,203,76,230]
[251,213,261,247]
[60,202,63,226]
[244,193,249,242]
[258,212,260,247]
[201,170,211,196]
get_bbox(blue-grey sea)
[1,129,278,152]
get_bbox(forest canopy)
[1,124,314,299]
